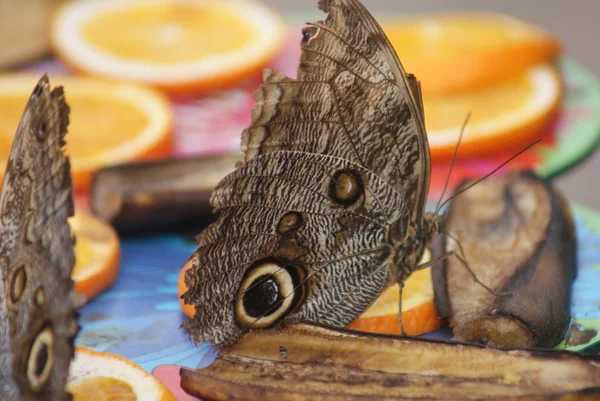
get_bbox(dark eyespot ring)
[27,327,54,391]
[235,261,305,328]
[242,274,283,318]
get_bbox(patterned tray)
[74,203,600,399]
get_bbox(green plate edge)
[536,59,600,178]
[556,203,600,353]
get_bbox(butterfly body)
[391,212,442,280]
[0,76,77,401]
[183,0,440,347]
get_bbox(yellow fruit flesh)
[82,4,254,64]
[0,95,24,151]
[65,95,149,159]
[72,235,92,277]
[363,268,434,317]
[380,14,559,95]
[70,377,136,401]
[69,211,117,279]
[360,250,434,317]
[383,16,547,56]
[424,72,534,132]
[0,94,149,159]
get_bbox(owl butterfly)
[0,75,78,401]
[183,0,441,347]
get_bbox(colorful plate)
[74,202,600,397]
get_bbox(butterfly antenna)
[435,112,471,215]
[438,138,542,212]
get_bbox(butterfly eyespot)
[27,327,54,391]
[276,212,304,235]
[330,170,363,207]
[236,262,302,329]
[9,266,26,303]
[243,274,283,318]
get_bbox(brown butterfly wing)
[183,151,408,346]
[242,0,429,224]
[0,75,77,401]
[184,0,429,347]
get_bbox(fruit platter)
[0,0,599,400]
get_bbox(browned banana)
[90,153,241,231]
[180,323,600,401]
[432,171,577,348]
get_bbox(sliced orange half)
[178,252,444,337]
[50,0,287,95]
[70,210,120,301]
[348,249,444,337]
[0,74,173,191]
[178,260,195,318]
[382,12,561,94]
[425,64,562,160]
[68,347,176,401]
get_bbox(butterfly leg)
[397,282,406,336]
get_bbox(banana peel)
[180,324,600,401]
[90,153,241,232]
[432,172,577,348]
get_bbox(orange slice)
[382,12,561,94]
[70,210,120,301]
[426,64,562,160]
[348,249,444,336]
[178,260,195,318]
[0,74,173,191]
[50,0,287,95]
[178,251,444,337]
[68,347,176,401]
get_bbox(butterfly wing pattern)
[183,0,436,347]
[0,76,78,401]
